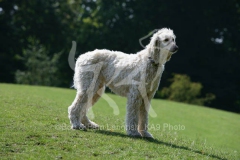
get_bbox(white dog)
[68,28,178,138]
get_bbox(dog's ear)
[149,37,161,64]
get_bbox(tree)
[0,0,239,112]
[158,74,215,106]
[15,38,61,86]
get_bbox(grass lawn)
[0,83,239,159]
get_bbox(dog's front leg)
[138,102,153,138]
[125,89,142,137]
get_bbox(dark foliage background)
[0,0,239,112]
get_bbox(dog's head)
[147,28,178,64]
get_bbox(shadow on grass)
[95,130,226,160]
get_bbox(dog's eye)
[164,38,169,42]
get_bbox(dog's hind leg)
[81,80,105,129]
[68,91,88,130]
[69,61,104,130]
[126,88,142,137]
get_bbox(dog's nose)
[170,45,179,53]
[174,45,179,51]
[173,45,178,53]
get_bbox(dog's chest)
[145,64,164,89]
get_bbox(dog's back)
[74,49,144,96]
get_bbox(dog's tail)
[68,41,77,71]
[70,82,75,89]
[68,41,77,89]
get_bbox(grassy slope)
[0,83,239,159]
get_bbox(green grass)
[0,83,239,159]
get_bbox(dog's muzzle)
[170,45,179,53]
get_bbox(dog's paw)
[71,124,87,131]
[127,130,142,138]
[85,121,99,129]
[140,131,154,139]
